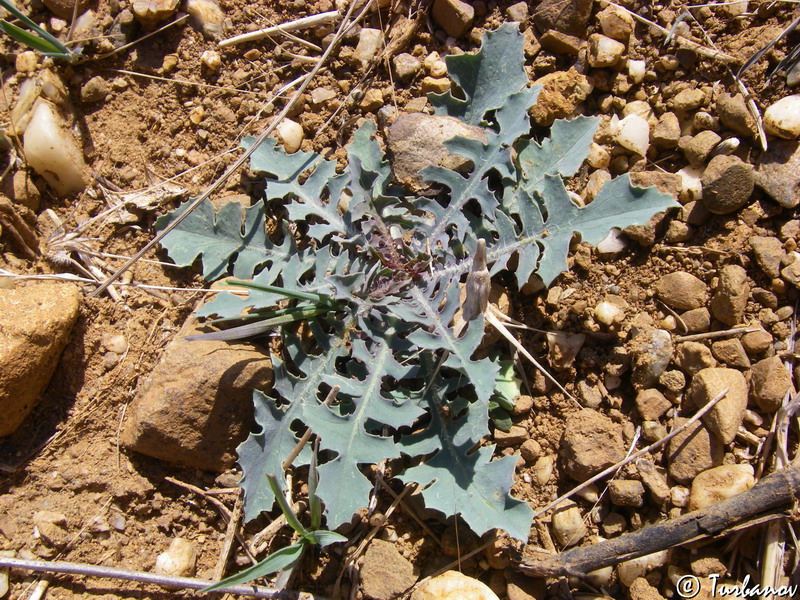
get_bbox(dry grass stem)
[219,11,340,48]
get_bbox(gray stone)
[387,113,488,194]
[392,53,421,82]
[755,140,800,209]
[0,282,80,436]
[751,235,786,279]
[710,264,749,326]
[701,155,755,215]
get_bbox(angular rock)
[636,459,671,505]
[635,388,671,421]
[629,327,673,388]
[121,314,273,471]
[652,112,681,149]
[680,307,711,333]
[588,33,625,68]
[630,172,681,201]
[629,578,667,600]
[667,419,724,484]
[42,0,85,18]
[701,155,755,215]
[750,355,791,412]
[560,409,625,481]
[710,338,750,368]
[710,264,749,326]
[33,511,69,548]
[689,464,755,511]
[546,331,585,371]
[672,88,705,112]
[352,28,383,70]
[533,0,593,37]
[530,68,592,126]
[750,235,786,279]
[596,4,633,40]
[741,326,772,354]
[539,30,583,55]
[687,367,748,445]
[412,570,498,600]
[755,140,800,209]
[716,92,757,138]
[432,0,474,38]
[679,130,721,164]
[387,113,488,194]
[363,539,417,600]
[674,342,717,376]
[0,282,80,436]
[655,272,708,311]
[184,0,224,39]
[505,1,529,22]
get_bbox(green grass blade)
[267,475,311,540]
[207,304,322,325]
[199,543,304,593]
[222,278,335,304]
[309,530,347,547]
[0,20,68,57]
[0,0,71,56]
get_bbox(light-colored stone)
[200,50,221,72]
[184,0,224,39]
[353,28,383,70]
[597,4,633,40]
[687,367,748,445]
[588,34,625,68]
[392,53,421,82]
[701,155,754,215]
[387,113,487,193]
[750,355,791,412]
[617,551,668,588]
[672,88,706,112]
[667,419,724,484]
[655,272,708,311]
[546,331,585,371]
[362,539,417,599]
[560,409,625,481]
[636,459,671,505]
[132,0,179,28]
[33,511,69,548]
[689,464,755,511]
[764,95,800,139]
[614,114,649,155]
[0,282,80,436]
[412,570,498,600]
[24,100,86,195]
[629,327,673,388]
[551,501,586,547]
[750,235,786,279]
[121,306,273,472]
[276,118,304,153]
[154,538,197,578]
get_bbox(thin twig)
[674,327,760,343]
[214,492,244,581]
[219,11,340,48]
[0,557,327,600]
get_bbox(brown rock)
[635,388,671,421]
[636,459,671,505]
[494,425,528,446]
[755,140,800,209]
[716,92,758,138]
[750,236,786,279]
[530,68,592,126]
[4,170,41,211]
[533,0,593,37]
[680,201,711,227]
[750,355,791,412]
[630,172,681,201]
[680,307,711,333]
[655,272,708,311]
[652,112,681,149]
[0,282,80,436]
[560,409,625,481]
[679,130,721,164]
[689,464,754,511]
[629,577,667,600]
[42,0,86,18]
[362,539,417,600]
[432,0,474,38]
[687,367,748,445]
[387,113,488,194]
[539,30,583,55]
[33,511,69,548]
[710,264,749,326]
[608,480,645,507]
[701,155,755,215]
[666,418,724,484]
[674,342,717,376]
[710,338,750,368]
[741,327,772,354]
[121,316,272,471]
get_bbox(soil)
[0,0,799,599]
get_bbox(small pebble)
[200,50,221,71]
[689,464,754,511]
[154,538,197,578]
[613,114,649,155]
[764,95,800,139]
[276,118,304,153]
[588,33,625,68]
[551,501,586,547]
